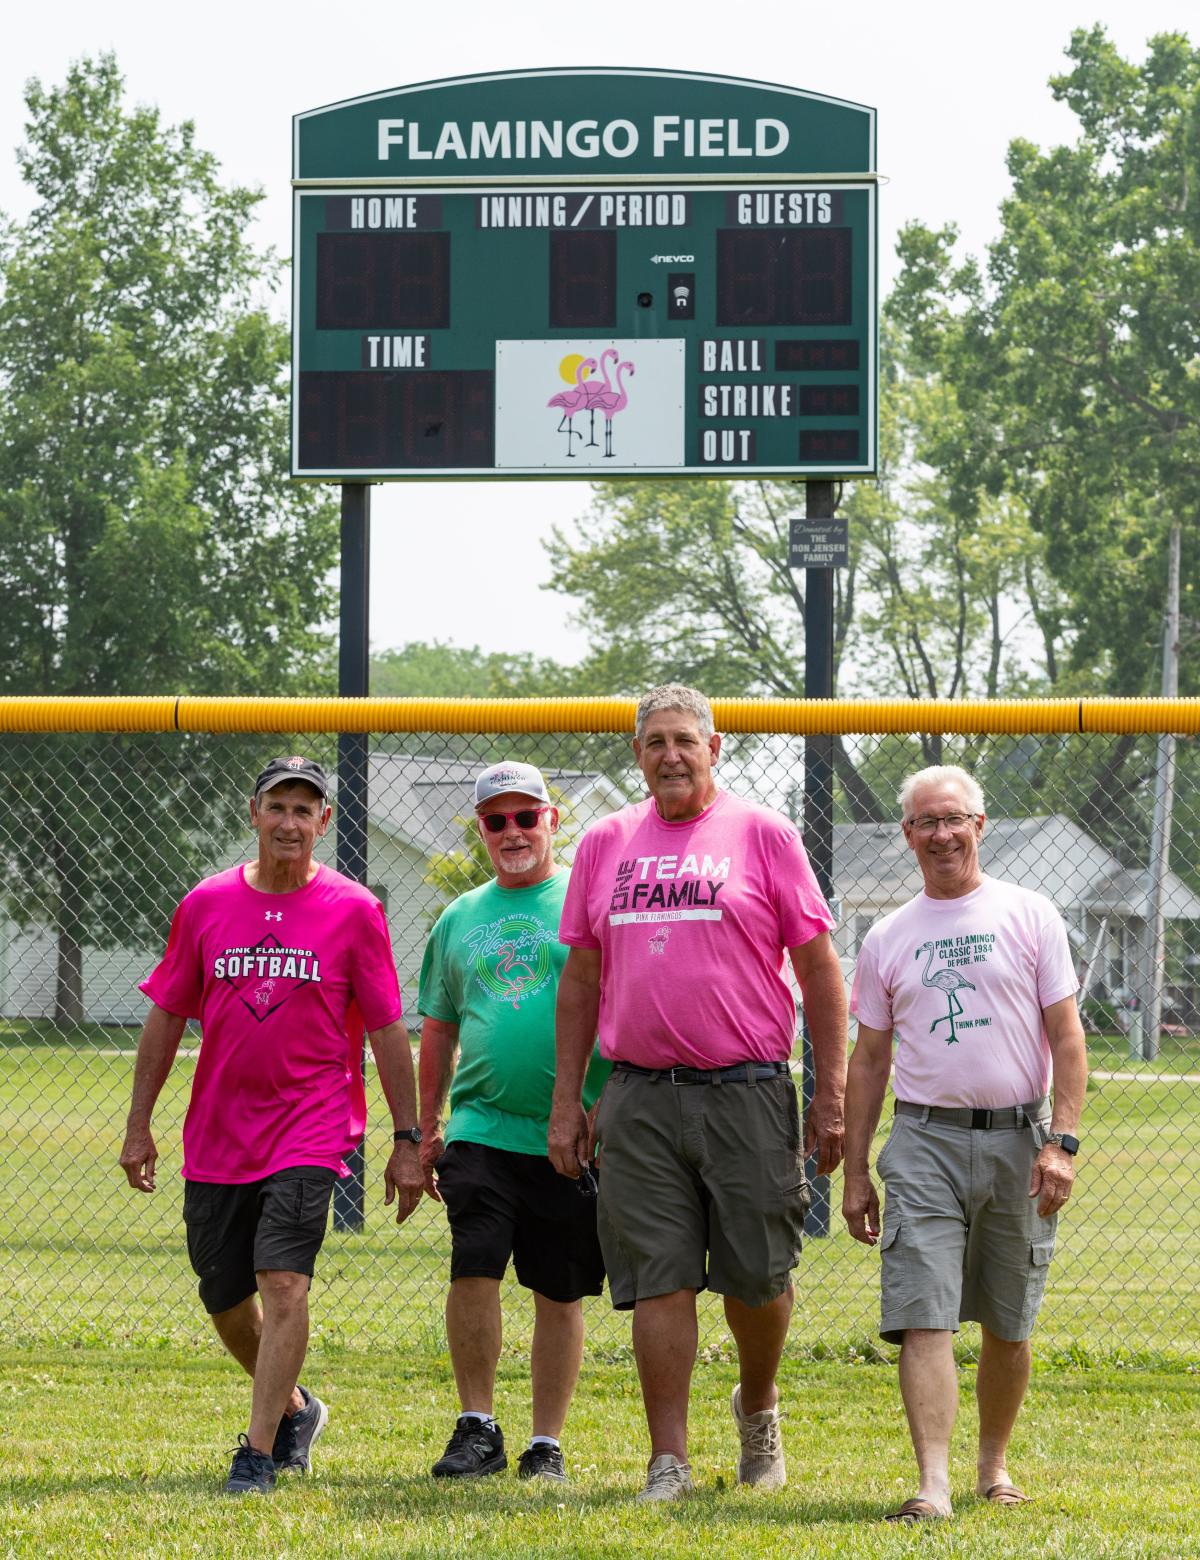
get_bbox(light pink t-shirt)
[559,790,834,1068]
[850,875,1078,1109]
[140,863,403,1183]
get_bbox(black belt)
[613,1060,790,1086]
[894,1098,1047,1130]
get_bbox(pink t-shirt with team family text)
[559,790,834,1068]
[851,875,1078,1109]
[141,863,403,1183]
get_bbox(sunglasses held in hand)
[478,807,552,834]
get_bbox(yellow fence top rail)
[1,695,1199,735]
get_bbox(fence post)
[802,479,836,1237]
[333,482,371,1232]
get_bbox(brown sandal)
[884,1498,946,1523]
[984,1483,1031,1505]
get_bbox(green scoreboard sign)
[292,69,877,480]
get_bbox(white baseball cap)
[473,761,551,808]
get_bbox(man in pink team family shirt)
[548,684,848,1503]
[120,756,423,1496]
[843,765,1088,1524]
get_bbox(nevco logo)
[650,254,694,264]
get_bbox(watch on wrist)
[1045,1131,1079,1155]
[393,1127,423,1144]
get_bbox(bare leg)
[210,1293,304,1420]
[245,1271,311,1454]
[445,1277,503,1414]
[897,1328,958,1516]
[975,1328,1032,1495]
[724,1285,793,1414]
[632,1289,698,1463]
[530,1293,585,1439]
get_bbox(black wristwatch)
[393,1127,423,1144]
[1045,1131,1079,1155]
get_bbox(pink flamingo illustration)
[916,941,976,1044]
[495,941,537,1009]
[580,348,619,447]
[546,357,597,456]
[593,359,635,457]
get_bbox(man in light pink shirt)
[844,764,1088,1524]
[119,757,424,1496]
[548,685,847,1503]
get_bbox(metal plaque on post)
[789,513,848,568]
[292,68,878,481]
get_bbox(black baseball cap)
[253,756,331,803]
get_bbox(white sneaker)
[635,1453,694,1502]
[731,1385,786,1490]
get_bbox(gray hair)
[635,684,715,741]
[898,764,985,821]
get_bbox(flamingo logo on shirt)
[463,915,555,1009]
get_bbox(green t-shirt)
[418,869,611,1157]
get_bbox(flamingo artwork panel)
[495,338,685,471]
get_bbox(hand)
[548,1096,590,1179]
[419,1131,445,1202]
[1030,1143,1076,1217]
[841,1171,880,1245]
[384,1143,424,1225]
[120,1124,158,1192]
[804,1090,846,1177]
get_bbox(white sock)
[461,1411,496,1427]
[529,1435,560,1450]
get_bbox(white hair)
[898,764,985,821]
[635,684,715,741]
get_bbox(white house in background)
[832,814,1200,1004]
[0,753,627,1026]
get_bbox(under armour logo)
[265,910,283,922]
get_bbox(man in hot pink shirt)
[843,764,1088,1523]
[549,685,847,1503]
[120,757,423,1496]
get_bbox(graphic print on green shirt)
[418,870,610,1157]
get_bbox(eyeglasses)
[908,812,980,834]
[576,1167,598,1198]
[478,806,551,834]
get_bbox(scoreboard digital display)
[292,72,877,480]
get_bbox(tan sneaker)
[635,1453,694,1502]
[731,1385,786,1490]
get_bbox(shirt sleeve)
[348,898,404,1030]
[418,911,460,1023]
[850,928,893,1030]
[559,828,601,949]
[139,893,203,1019]
[1035,901,1080,1010]
[773,824,836,948]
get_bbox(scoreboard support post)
[801,478,835,1238]
[333,482,372,1232]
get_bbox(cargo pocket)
[1020,1234,1056,1332]
[879,1216,908,1311]
[182,1181,220,1225]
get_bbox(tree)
[371,641,571,698]
[0,57,338,1022]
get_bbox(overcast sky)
[3,2,1192,667]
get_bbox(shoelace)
[229,1433,271,1474]
[741,1409,786,1457]
[646,1459,690,1492]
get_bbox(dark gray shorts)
[593,1068,810,1310]
[877,1108,1056,1344]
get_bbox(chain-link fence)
[2,699,1199,1364]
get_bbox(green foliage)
[371,641,573,698]
[0,56,338,1017]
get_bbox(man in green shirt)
[419,761,610,1483]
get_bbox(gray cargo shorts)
[877,1102,1056,1344]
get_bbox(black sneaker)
[223,1433,276,1496]
[431,1416,507,1478]
[272,1387,328,1473]
[518,1443,566,1482]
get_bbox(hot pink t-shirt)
[850,876,1078,1109]
[140,863,403,1182]
[559,790,834,1068]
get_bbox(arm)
[119,1005,187,1192]
[368,1019,424,1226]
[418,1016,459,1202]
[1030,994,1089,1217]
[841,1022,893,1244]
[789,931,849,1176]
[548,946,602,1178]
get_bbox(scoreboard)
[292,71,878,480]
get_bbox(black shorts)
[182,1166,336,1315]
[436,1140,605,1303]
